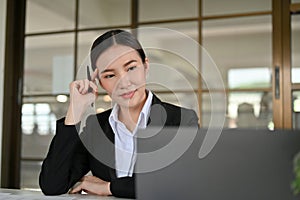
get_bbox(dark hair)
[90,29,146,71]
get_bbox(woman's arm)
[67,175,135,198]
[39,118,90,195]
[110,177,135,198]
[40,69,100,194]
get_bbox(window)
[21,103,56,135]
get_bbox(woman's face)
[95,44,149,109]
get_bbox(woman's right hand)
[65,68,99,125]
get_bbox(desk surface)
[0,188,131,199]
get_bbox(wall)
[0,0,7,180]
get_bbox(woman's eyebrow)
[123,60,137,67]
[100,60,138,73]
[100,68,114,74]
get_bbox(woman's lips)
[120,90,136,99]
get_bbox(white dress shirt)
[109,91,153,178]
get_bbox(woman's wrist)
[64,104,82,125]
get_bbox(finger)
[89,81,98,93]
[81,79,90,94]
[76,80,85,93]
[70,184,83,194]
[71,81,82,94]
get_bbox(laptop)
[135,128,300,200]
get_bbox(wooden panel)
[292,84,300,90]
[282,0,292,128]
[290,3,300,13]
[272,0,284,128]
[1,0,25,188]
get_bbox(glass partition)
[203,0,271,16]
[228,67,271,89]
[139,0,198,22]
[202,91,272,129]
[24,33,74,95]
[228,92,272,129]
[292,15,300,83]
[77,30,112,70]
[79,0,130,28]
[26,0,75,33]
[138,22,199,93]
[293,91,300,129]
[202,92,227,128]
[202,15,272,89]
[21,161,42,189]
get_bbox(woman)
[39,29,199,198]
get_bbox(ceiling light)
[97,108,105,113]
[103,95,112,102]
[56,95,68,103]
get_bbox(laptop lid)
[135,128,300,200]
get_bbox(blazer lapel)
[96,111,117,179]
[147,94,168,127]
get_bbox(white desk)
[0,188,132,199]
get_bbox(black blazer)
[39,94,199,198]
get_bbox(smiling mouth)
[120,90,137,99]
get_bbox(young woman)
[39,29,199,198]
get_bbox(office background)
[0,0,299,192]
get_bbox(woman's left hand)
[69,175,112,196]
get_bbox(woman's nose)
[118,73,131,89]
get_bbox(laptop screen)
[135,128,300,200]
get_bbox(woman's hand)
[65,68,99,125]
[69,175,112,196]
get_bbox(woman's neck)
[118,91,147,132]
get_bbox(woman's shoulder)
[95,108,112,120]
[153,95,196,114]
[161,101,196,115]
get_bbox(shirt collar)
[139,90,153,128]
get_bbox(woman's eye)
[104,74,114,79]
[127,66,137,71]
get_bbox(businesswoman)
[39,29,199,198]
